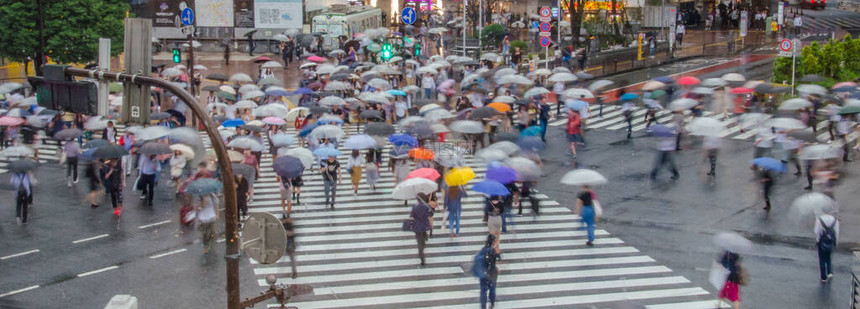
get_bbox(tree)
[819,39,843,78]
[0,0,129,74]
[800,41,821,76]
[481,24,506,47]
[567,0,587,49]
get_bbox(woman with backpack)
[474,234,501,309]
[12,170,34,224]
[814,213,838,283]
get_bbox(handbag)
[401,218,414,232]
[709,260,730,290]
[593,200,604,217]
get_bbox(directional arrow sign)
[401,7,416,25]
[181,8,194,26]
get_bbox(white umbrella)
[367,78,392,90]
[229,73,253,83]
[791,192,838,217]
[193,64,208,71]
[169,144,195,158]
[588,80,614,92]
[449,120,484,134]
[238,84,260,94]
[721,73,746,82]
[845,99,860,107]
[486,141,519,156]
[564,88,594,99]
[273,34,289,42]
[261,61,282,68]
[497,74,533,85]
[493,68,517,80]
[219,85,237,94]
[701,78,728,87]
[668,98,699,111]
[692,87,715,95]
[778,98,813,110]
[328,49,345,57]
[491,96,516,104]
[475,148,509,162]
[481,53,499,61]
[641,81,666,91]
[424,109,454,122]
[300,63,317,69]
[136,126,171,141]
[552,67,572,74]
[505,157,541,181]
[416,67,438,75]
[234,100,258,109]
[560,169,608,186]
[0,146,34,157]
[428,27,448,34]
[360,93,391,105]
[244,90,265,99]
[799,144,843,160]
[162,67,182,77]
[418,104,442,114]
[686,117,726,137]
[548,72,577,83]
[309,125,345,140]
[511,21,525,28]
[319,96,346,107]
[316,64,336,75]
[285,107,310,122]
[84,116,109,130]
[228,137,264,151]
[283,148,315,168]
[388,56,403,63]
[797,84,827,96]
[523,87,550,98]
[253,104,289,118]
[713,232,753,254]
[765,117,807,130]
[398,116,426,127]
[324,81,350,91]
[391,178,438,200]
[533,68,552,76]
[401,85,420,93]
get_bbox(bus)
[312,5,382,51]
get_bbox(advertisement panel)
[254,0,303,29]
[195,0,235,27]
[142,0,195,27]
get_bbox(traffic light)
[172,49,181,63]
[381,44,392,61]
[414,42,421,56]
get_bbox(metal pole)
[36,0,46,76]
[479,0,483,54]
[545,46,549,69]
[62,67,242,309]
[187,30,196,97]
[790,43,796,95]
[97,38,111,117]
[462,0,467,57]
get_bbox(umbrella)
[307,56,327,63]
[486,141,519,156]
[548,72,577,83]
[222,119,246,128]
[367,78,392,90]
[389,133,418,147]
[389,145,413,158]
[520,126,544,137]
[284,107,310,123]
[701,78,728,87]
[588,80,614,92]
[228,137,264,151]
[576,72,594,80]
[359,110,383,120]
[686,117,726,137]
[231,163,257,183]
[797,84,827,95]
[229,73,253,83]
[765,117,806,130]
[791,192,838,217]
[799,144,843,160]
[486,102,511,113]
[730,87,753,94]
[391,178,438,200]
[54,128,83,140]
[407,168,441,181]
[83,139,110,149]
[486,165,518,184]
[150,112,171,120]
[0,146,34,157]
[261,61,282,69]
[216,91,237,101]
[832,81,857,89]
[92,145,128,159]
[619,93,639,101]
[778,98,812,110]
[564,88,594,99]
[319,96,346,107]
[445,167,476,186]
[265,87,291,97]
[476,148,508,161]
[219,85,237,95]
[139,142,173,156]
[244,90,266,99]
[838,105,860,115]
[313,147,342,158]
[560,169,608,186]
[387,89,407,96]
[721,73,746,82]
[491,96,516,104]
[523,87,550,98]
[641,81,666,91]
[713,232,754,254]
[162,67,182,77]
[470,107,501,120]
[691,87,715,95]
[299,63,317,69]
[449,120,484,134]
[653,76,674,83]
[254,104,289,118]
[408,147,435,160]
[136,126,171,141]
[273,156,305,178]
[84,116,109,130]
[668,98,699,111]
[324,81,350,91]
[283,148,314,168]
[833,85,858,93]
[472,180,510,196]
[239,84,262,95]
[506,157,541,180]
[367,123,395,136]
[298,124,318,137]
[261,116,285,126]
[751,157,786,172]
[206,74,228,82]
[0,116,23,126]
[517,135,546,151]
[169,144,195,158]
[309,125,345,139]
[8,159,36,172]
[186,178,223,195]
[271,133,298,147]
[233,100,257,110]
[343,134,377,150]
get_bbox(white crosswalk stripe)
[242,125,729,308]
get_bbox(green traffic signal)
[381,44,392,60]
[414,42,420,56]
[172,49,181,63]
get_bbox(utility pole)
[462,0,467,57]
[187,30,196,97]
[35,0,46,76]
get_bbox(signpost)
[539,7,551,69]
[401,7,416,25]
[778,38,801,94]
[181,8,194,26]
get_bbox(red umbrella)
[253,56,271,63]
[832,81,857,89]
[730,87,753,94]
[407,168,441,180]
[408,148,435,160]
[307,56,327,63]
[677,76,700,86]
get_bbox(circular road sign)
[242,212,287,265]
[181,8,194,26]
[540,22,551,32]
[539,7,551,18]
[779,39,792,52]
[401,7,416,25]
[540,36,551,47]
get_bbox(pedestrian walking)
[835,116,853,162]
[281,217,299,278]
[538,100,550,141]
[759,167,774,211]
[347,150,365,195]
[411,192,434,267]
[752,127,774,159]
[485,196,503,237]
[86,160,102,208]
[673,111,685,150]
[64,140,81,187]
[717,251,745,309]
[421,73,436,100]
[321,156,341,209]
[445,185,466,237]
[575,185,598,247]
[246,31,257,56]
[704,136,721,176]
[120,131,135,176]
[137,154,161,206]
[104,159,124,216]
[364,152,380,192]
[622,100,635,139]
[814,213,838,282]
[11,171,34,224]
[473,234,501,309]
[196,192,219,254]
[650,129,680,180]
[169,150,187,185]
[566,109,582,164]
[236,174,250,220]
[676,23,686,46]
[779,134,803,175]
[102,121,117,144]
[276,175,293,218]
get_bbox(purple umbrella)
[486,165,518,184]
[456,108,474,120]
[273,155,305,178]
[291,87,314,95]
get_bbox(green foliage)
[0,0,129,65]
[771,56,800,84]
[774,35,860,85]
[800,41,821,75]
[510,40,528,51]
[819,39,843,77]
[481,24,506,47]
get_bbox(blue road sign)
[401,8,416,25]
[530,21,539,29]
[181,8,194,26]
[539,36,551,47]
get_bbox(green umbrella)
[216,90,236,101]
[838,105,860,115]
[367,44,382,53]
[108,82,123,93]
[649,90,667,99]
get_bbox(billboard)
[139,0,194,27]
[254,0,303,29]
[196,0,235,27]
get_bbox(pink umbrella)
[832,81,857,89]
[0,116,24,126]
[263,116,286,125]
[407,168,441,181]
[677,76,700,86]
[437,79,455,92]
[307,56,327,63]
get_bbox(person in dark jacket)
[104,159,124,216]
[281,217,299,279]
[411,192,434,267]
[478,234,501,309]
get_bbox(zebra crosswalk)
[244,126,730,308]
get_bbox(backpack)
[470,247,492,279]
[818,218,836,251]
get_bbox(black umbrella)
[150,112,171,120]
[212,115,227,122]
[9,159,36,173]
[330,73,351,81]
[412,99,435,107]
[764,86,790,94]
[359,110,383,120]
[470,106,501,120]
[494,132,518,142]
[166,109,186,124]
[202,85,220,92]
[299,35,314,47]
[366,122,395,136]
[92,145,128,159]
[343,40,360,52]
[139,142,173,156]
[240,124,265,132]
[207,73,229,82]
[753,83,772,93]
[244,29,258,38]
[406,122,435,139]
[231,163,257,183]
[54,128,83,140]
[799,74,825,83]
[273,155,304,178]
[84,139,110,149]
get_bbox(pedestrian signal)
[172,49,181,63]
[381,44,393,61]
[414,42,421,56]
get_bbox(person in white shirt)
[394,100,408,121]
[676,24,686,46]
[794,15,803,37]
[421,73,436,100]
[778,133,803,175]
[835,117,853,162]
[814,213,838,282]
[650,128,680,180]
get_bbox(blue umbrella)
[316,116,344,125]
[472,180,510,196]
[266,89,291,97]
[565,100,589,111]
[520,126,543,137]
[313,147,342,158]
[343,134,378,150]
[273,155,305,178]
[390,145,413,158]
[649,124,675,137]
[185,178,223,195]
[389,133,418,147]
[653,76,674,83]
[517,135,545,151]
[752,157,786,172]
[298,124,319,137]
[271,133,298,147]
[486,165,518,184]
[222,118,246,128]
[291,87,314,95]
[620,93,639,101]
[80,148,97,161]
[386,89,407,96]
[831,86,858,93]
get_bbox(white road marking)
[0,285,40,298]
[149,248,187,259]
[77,265,119,278]
[138,220,172,229]
[72,234,109,244]
[0,249,40,260]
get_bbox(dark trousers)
[763,181,773,208]
[286,249,298,276]
[140,173,156,204]
[651,151,679,179]
[806,160,814,188]
[817,245,832,280]
[108,187,122,208]
[479,278,497,308]
[67,157,79,181]
[248,40,256,56]
[16,191,31,223]
[707,149,718,175]
[625,116,633,138]
[414,232,427,265]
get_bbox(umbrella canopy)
[228,137,265,152]
[222,119,246,128]
[92,145,128,159]
[407,168,441,181]
[319,96,346,107]
[475,148,508,161]
[309,125,345,140]
[271,133,298,147]
[686,117,726,136]
[229,73,253,83]
[262,116,286,126]
[560,169,608,186]
[0,116,24,126]
[691,87,715,95]
[486,165,518,183]
[523,87,550,98]
[169,144,195,158]
[54,128,83,140]
[391,178,438,200]
[261,61,282,68]
[408,147,435,160]
[588,80,614,92]
[449,120,484,134]
[472,180,510,196]
[313,147,342,158]
[669,98,699,111]
[389,133,418,147]
[486,102,511,113]
[797,84,827,95]
[838,105,860,115]
[730,87,753,94]
[273,156,305,178]
[136,126,171,141]
[765,117,806,130]
[231,163,256,183]
[186,178,223,195]
[721,73,746,82]
[0,146,34,157]
[359,110,383,120]
[701,78,728,87]
[139,142,173,156]
[713,232,753,254]
[253,104,289,118]
[207,73,228,81]
[84,116,109,130]
[445,167,476,186]
[778,98,812,110]
[564,88,594,99]
[9,159,36,172]
[791,192,838,217]
[619,93,639,101]
[641,81,665,91]
[219,85,237,95]
[366,122,395,136]
[234,100,258,109]
[677,76,700,86]
[548,72,577,83]
[751,157,786,172]
[283,148,314,168]
[517,135,546,152]
[486,141,519,156]
[470,107,501,120]
[83,139,110,149]
[506,157,541,181]
[799,144,842,160]
[491,96,516,104]
[520,126,544,137]
[216,91,237,101]
[343,134,378,150]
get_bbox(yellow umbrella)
[445,167,475,186]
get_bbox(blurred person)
[814,213,838,283]
[411,192,434,267]
[575,185,598,247]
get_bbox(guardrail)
[852,268,859,309]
